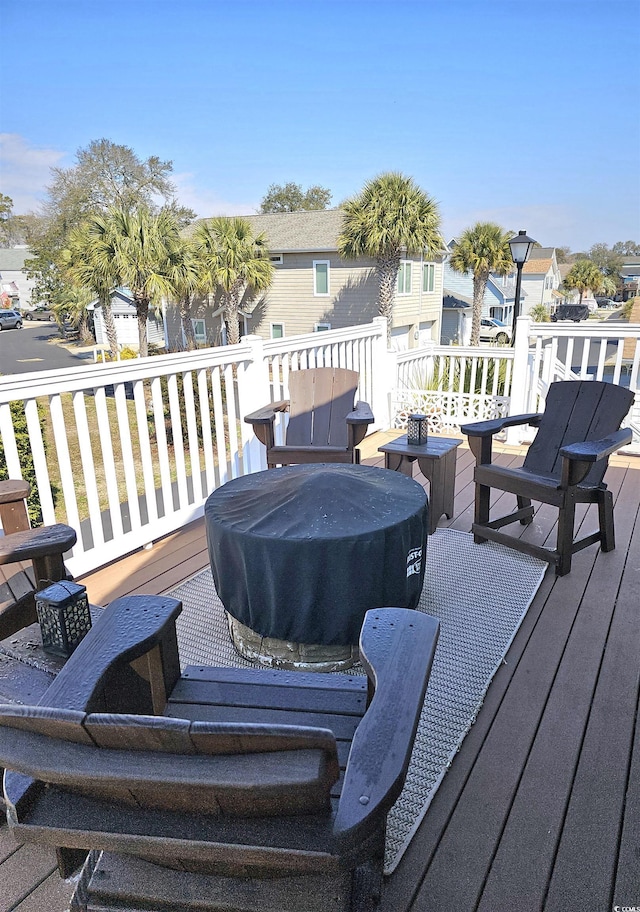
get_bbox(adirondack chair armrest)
[39,594,183,714]
[461,412,542,439]
[244,401,289,425]
[244,401,289,449]
[560,428,633,464]
[559,428,633,487]
[333,608,439,847]
[462,413,543,465]
[346,401,374,426]
[0,524,77,568]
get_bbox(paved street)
[0,322,94,375]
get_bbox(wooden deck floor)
[2,432,639,912]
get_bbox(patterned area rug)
[168,528,547,874]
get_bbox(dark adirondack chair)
[244,367,374,468]
[461,380,634,576]
[0,595,439,912]
[0,480,77,641]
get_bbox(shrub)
[0,400,57,526]
[529,304,551,322]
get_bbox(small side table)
[378,435,462,534]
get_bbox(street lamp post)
[508,230,537,342]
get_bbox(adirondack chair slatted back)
[523,381,634,486]
[286,368,358,449]
[0,705,340,817]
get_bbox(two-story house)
[520,247,562,313]
[441,244,562,342]
[172,209,445,351]
[0,247,37,309]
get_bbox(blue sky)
[1,0,639,251]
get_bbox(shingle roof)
[0,247,32,270]
[186,209,346,252]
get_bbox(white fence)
[1,315,638,576]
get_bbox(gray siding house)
[172,209,445,350]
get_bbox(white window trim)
[423,262,435,293]
[192,318,206,343]
[270,322,285,339]
[397,260,412,295]
[315,322,331,332]
[269,254,283,264]
[313,260,330,296]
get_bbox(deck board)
[1,431,639,911]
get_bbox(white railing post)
[371,317,392,429]
[507,315,533,445]
[237,334,269,474]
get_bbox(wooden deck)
[1,431,639,912]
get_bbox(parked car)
[551,304,590,322]
[595,297,616,308]
[0,309,23,330]
[27,307,56,321]
[479,318,511,344]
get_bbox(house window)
[397,260,412,295]
[313,260,330,296]
[192,319,206,343]
[270,254,283,265]
[423,263,435,293]
[315,322,331,332]
[271,323,284,339]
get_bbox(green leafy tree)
[25,139,195,308]
[260,182,332,213]
[0,195,39,247]
[555,246,571,264]
[612,240,640,256]
[337,172,442,344]
[587,243,623,278]
[194,217,274,345]
[563,259,607,304]
[447,222,514,346]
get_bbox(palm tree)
[57,283,94,343]
[447,223,514,346]
[337,172,442,343]
[563,259,607,305]
[193,217,273,345]
[165,236,201,351]
[63,220,120,357]
[96,206,179,357]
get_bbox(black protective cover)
[205,464,428,645]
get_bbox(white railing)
[392,343,514,432]
[0,320,387,576]
[1,315,638,577]
[509,317,640,446]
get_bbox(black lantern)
[407,413,428,446]
[508,230,537,335]
[35,580,92,657]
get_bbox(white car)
[479,318,511,344]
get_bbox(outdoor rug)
[168,528,547,874]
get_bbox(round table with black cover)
[205,463,428,652]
